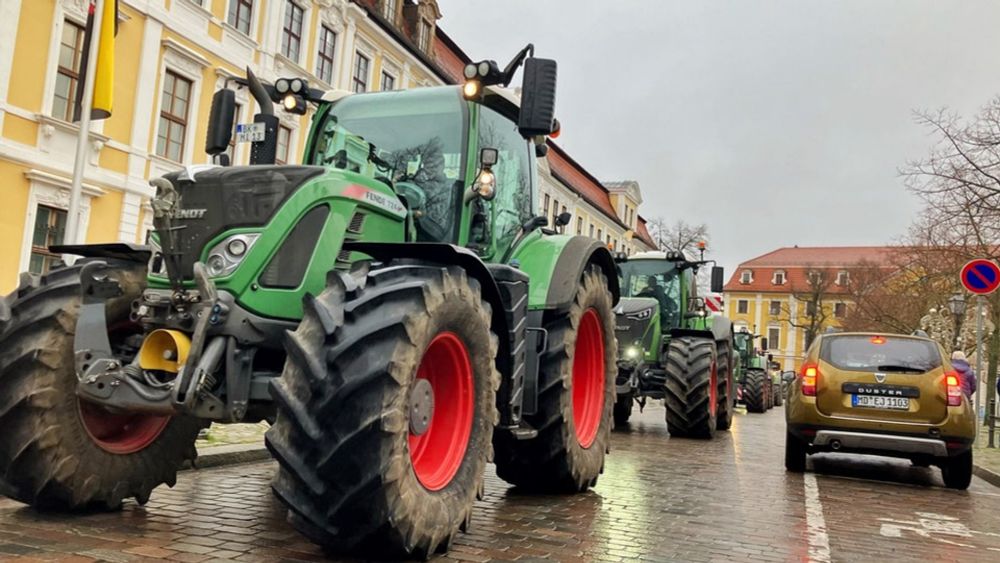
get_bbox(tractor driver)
[638,275,674,326]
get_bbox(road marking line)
[804,473,832,563]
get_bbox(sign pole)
[65,0,106,255]
[975,295,984,444]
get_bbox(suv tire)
[785,430,807,472]
[941,450,973,490]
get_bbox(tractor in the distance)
[0,47,620,559]
[612,251,736,438]
[733,329,778,412]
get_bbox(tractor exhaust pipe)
[246,67,278,165]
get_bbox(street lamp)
[948,293,967,349]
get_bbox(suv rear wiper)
[875,364,925,373]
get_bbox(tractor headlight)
[204,234,260,278]
[625,346,640,360]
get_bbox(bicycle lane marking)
[804,473,832,563]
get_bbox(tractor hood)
[613,297,659,360]
[159,165,324,279]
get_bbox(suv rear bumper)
[813,430,947,456]
[789,424,973,458]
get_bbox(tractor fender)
[50,243,152,264]
[343,241,512,376]
[670,316,733,346]
[511,234,620,311]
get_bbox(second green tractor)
[611,251,736,438]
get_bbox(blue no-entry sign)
[960,259,1000,295]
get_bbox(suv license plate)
[852,395,909,410]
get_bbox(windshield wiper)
[875,364,926,373]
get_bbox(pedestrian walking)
[951,351,977,398]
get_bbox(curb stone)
[973,463,1000,489]
[184,443,271,470]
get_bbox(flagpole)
[64,0,106,257]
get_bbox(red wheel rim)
[78,400,170,454]
[409,332,474,491]
[572,308,605,448]
[709,360,718,418]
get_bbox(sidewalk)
[191,422,270,469]
[974,436,1000,488]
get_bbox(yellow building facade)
[723,247,893,371]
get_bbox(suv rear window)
[820,335,942,373]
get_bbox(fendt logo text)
[174,208,208,219]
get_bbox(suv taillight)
[946,372,962,407]
[801,364,818,396]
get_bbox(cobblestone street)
[2,407,999,562]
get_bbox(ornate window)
[281,1,305,63]
[156,71,192,162]
[52,20,85,122]
[29,205,67,275]
[276,125,292,165]
[772,270,786,285]
[352,52,370,93]
[316,25,337,84]
[740,270,753,284]
[227,0,254,35]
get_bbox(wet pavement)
[1,406,999,562]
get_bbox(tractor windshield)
[619,260,682,329]
[309,87,468,242]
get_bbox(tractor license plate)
[852,395,909,410]
[235,122,266,143]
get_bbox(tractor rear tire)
[664,337,718,439]
[765,380,774,410]
[715,339,735,431]
[743,370,766,413]
[773,380,784,407]
[0,264,201,510]
[267,264,498,559]
[613,394,632,427]
[494,266,616,492]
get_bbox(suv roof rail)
[911,329,929,337]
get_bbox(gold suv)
[784,332,976,489]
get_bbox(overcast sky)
[439,0,1000,272]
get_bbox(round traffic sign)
[960,259,1000,295]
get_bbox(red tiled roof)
[635,217,657,249]
[724,246,897,293]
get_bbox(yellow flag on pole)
[73,0,118,121]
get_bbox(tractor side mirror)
[782,371,796,383]
[710,266,725,293]
[518,58,558,137]
[554,211,571,227]
[206,88,236,157]
[760,337,768,351]
[480,147,499,167]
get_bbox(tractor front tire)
[0,264,201,510]
[267,264,498,558]
[494,266,616,492]
[715,339,735,432]
[743,370,767,413]
[664,337,718,439]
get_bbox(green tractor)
[0,47,620,558]
[611,251,736,438]
[733,329,777,412]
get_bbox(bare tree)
[645,218,710,255]
[780,267,835,350]
[903,102,1000,427]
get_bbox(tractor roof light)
[283,94,307,115]
[463,80,482,100]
